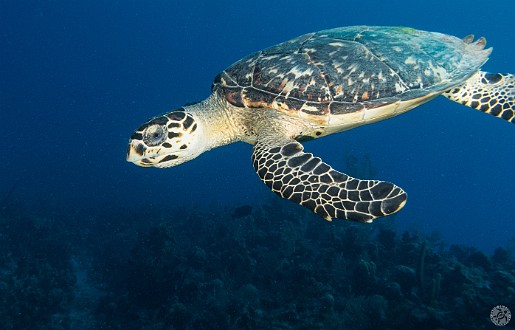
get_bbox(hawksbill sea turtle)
[126,26,515,223]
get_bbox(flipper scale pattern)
[443,71,515,123]
[252,139,407,222]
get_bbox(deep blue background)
[1,0,514,252]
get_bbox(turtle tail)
[443,71,515,124]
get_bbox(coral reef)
[0,208,75,329]
[0,198,514,329]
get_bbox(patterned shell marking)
[212,26,489,120]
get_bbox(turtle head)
[126,109,202,168]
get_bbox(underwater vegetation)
[0,207,75,329]
[0,195,513,330]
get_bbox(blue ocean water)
[3,0,514,251]
[1,0,515,328]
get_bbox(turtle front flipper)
[252,137,407,222]
[443,71,515,124]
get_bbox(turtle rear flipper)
[252,136,407,222]
[443,71,515,123]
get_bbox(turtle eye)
[143,124,166,146]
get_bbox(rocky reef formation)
[0,197,513,329]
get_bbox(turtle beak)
[126,141,150,166]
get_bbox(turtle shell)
[212,26,489,122]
